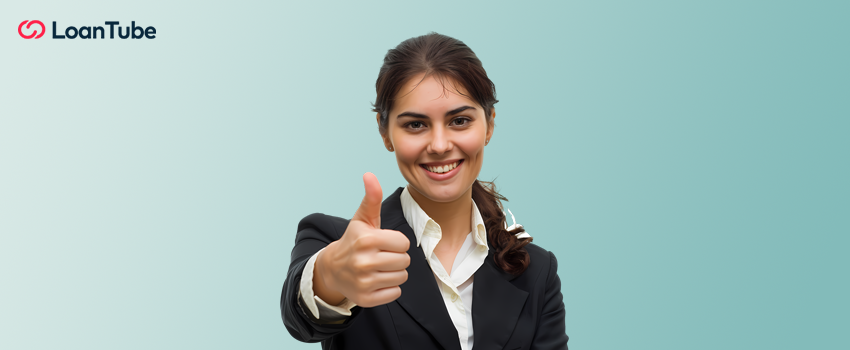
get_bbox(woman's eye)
[407,121,424,129]
[451,117,470,126]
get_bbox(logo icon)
[19,20,45,39]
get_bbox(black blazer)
[281,187,568,350]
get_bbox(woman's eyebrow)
[397,106,477,119]
[445,105,475,116]
[397,111,429,119]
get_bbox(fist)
[316,173,411,308]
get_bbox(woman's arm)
[281,213,362,342]
[531,251,569,349]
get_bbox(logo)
[17,21,157,40]
[19,20,45,39]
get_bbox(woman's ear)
[485,108,495,145]
[377,112,394,152]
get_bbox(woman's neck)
[407,185,473,245]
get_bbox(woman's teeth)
[426,161,460,174]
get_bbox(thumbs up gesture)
[313,173,411,308]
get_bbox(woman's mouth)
[422,160,462,174]
[420,159,464,181]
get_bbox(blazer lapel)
[472,254,529,349]
[382,188,461,350]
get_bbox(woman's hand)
[313,173,411,308]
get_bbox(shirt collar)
[400,186,488,249]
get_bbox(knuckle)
[358,234,378,248]
[353,263,371,276]
[355,259,376,272]
[353,236,368,248]
[359,275,374,288]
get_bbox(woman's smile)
[421,159,464,179]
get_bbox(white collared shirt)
[298,186,489,350]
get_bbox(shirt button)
[451,293,459,302]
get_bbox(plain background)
[1,1,847,349]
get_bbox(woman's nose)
[426,126,453,155]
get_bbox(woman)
[281,32,568,350]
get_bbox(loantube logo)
[17,21,157,40]
[19,20,45,39]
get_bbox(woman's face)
[381,73,494,203]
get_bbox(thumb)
[352,172,383,228]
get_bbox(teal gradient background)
[1,1,847,349]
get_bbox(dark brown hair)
[372,32,532,275]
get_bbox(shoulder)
[524,242,552,261]
[523,243,561,283]
[296,213,350,241]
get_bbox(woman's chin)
[411,182,471,204]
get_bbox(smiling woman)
[281,32,568,350]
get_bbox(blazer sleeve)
[280,213,363,343]
[532,251,569,349]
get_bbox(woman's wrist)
[314,241,346,305]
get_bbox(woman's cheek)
[394,138,423,168]
[457,134,486,158]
